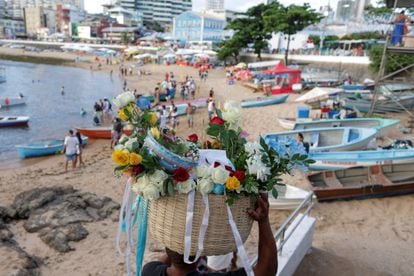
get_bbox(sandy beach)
[1,47,414,276]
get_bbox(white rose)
[149,170,168,189]
[142,183,160,200]
[132,175,149,195]
[211,166,230,184]
[197,165,211,179]
[197,178,213,195]
[125,137,138,151]
[222,103,241,130]
[114,91,135,108]
[176,179,196,194]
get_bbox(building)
[0,0,6,16]
[23,6,45,36]
[55,3,85,37]
[205,0,224,10]
[106,6,142,26]
[5,0,85,19]
[0,17,25,38]
[136,0,192,26]
[78,15,120,39]
[336,0,355,22]
[101,26,140,43]
[173,11,226,42]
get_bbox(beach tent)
[295,87,343,103]
[98,48,117,54]
[133,53,152,59]
[194,53,210,58]
[175,49,196,55]
[248,60,281,69]
[164,53,176,58]
[235,70,253,81]
[259,63,302,94]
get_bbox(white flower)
[132,174,149,195]
[211,166,230,184]
[197,178,214,195]
[114,144,125,150]
[222,101,241,130]
[176,179,196,194]
[197,165,211,179]
[244,141,263,156]
[142,183,160,200]
[148,170,168,189]
[114,91,135,108]
[124,137,138,151]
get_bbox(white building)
[106,6,141,26]
[137,0,192,26]
[205,0,224,10]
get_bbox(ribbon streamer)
[135,197,149,276]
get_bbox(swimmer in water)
[61,86,65,95]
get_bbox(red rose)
[131,165,145,176]
[213,161,221,168]
[173,167,190,182]
[188,133,198,143]
[233,171,246,181]
[210,116,225,125]
[203,141,212,149]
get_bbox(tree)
[368,45,414,73]
[217,34,246,63]
[263,3,322,64]
[225,4,273,60]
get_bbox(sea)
[0,60,123,164]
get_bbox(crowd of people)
[93,98,113,125]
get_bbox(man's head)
[165,248,198,270]
[68,129,74,136]
[297,133,304,142]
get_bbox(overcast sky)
[84,0,336,14]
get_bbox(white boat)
[0,116,29,127]
[0,97,26,108]
[265,127,377,152]
[295,87,343,103]
[269,185,313,210]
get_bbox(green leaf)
[271,187,278,199]
[114,164,130,172]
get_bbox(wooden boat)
[241,94,288,108]
[269,185,313,210]
[76,127,132,139]
[0,116,29,127]
[0,97,26,108]
[277,117,312,130]
[308,149,414,171]
[16,136,89,159]
[264,127,377,152]
[341,94,414,113]
[308,163,414,201]
[293,118,399,136]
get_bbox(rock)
[8,186,119,252]
[38,223,88,252]
[0,206,16,221]
[98,231,108,239]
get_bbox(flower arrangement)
[112,92,314,205]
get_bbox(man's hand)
[247,193,269,224]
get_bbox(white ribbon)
[226,204,254,276]
[183,191,210,264]
[116,178,135,276]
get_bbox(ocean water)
[0,60,123,163]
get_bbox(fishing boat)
[269,185,313,210]
[308,149,414,171]
[341,94,414,113]
[241,94,288,108]
[292,118,399,136]
[277,117,312,130]
[265,127,377,152]
[76,126,133,139]
[308,163,414,201]
[0,116,29,127]
[16,136,89,159]
[0,97,26,108]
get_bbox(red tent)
[261,63,301,94]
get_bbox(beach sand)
[1,47,414,275]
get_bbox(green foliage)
[308,35,321,46]
[341,31,384,40]
[368,45,414,73]
[364,0,392,16]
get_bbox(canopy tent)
[235,69,253,80]
[97,48,117,54]
[175,49,196,55]
[386,0,414,7]
[295,87,343,103]
[248,60,281,69]
[133,53,157,59]
[194,53,210,58]
[261,63,301,75]
[61,44,93,52]
[163,53,176,58]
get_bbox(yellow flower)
[129,152,143,165]
[225,176,241,191]
[118,109,128,121]
[212,139,221,149]
[150,127,160,139]
[112,149,129,166]
[125,103,135,114]
[149,112,158,126]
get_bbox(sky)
[84,0,335,15]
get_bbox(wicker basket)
[148,193,255,256]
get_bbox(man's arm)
[248,193,278,276]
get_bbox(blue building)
[172,11,226,42]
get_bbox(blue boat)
[241,94,288,108]
[16,136,89,159]
[265,127,377,152]
[308,149,414,171]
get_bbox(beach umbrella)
[235,62,247,69]
[295,87,343,103]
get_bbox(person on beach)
[142,193,277,276]
[391,11,410,46]
[93,102,103,125]
[103,98,112,123]
[208,99,215,120]
[171,107,179,130]
[186,103,195,128]
[111,118,123,149]
[63,130,79,173]
[297,133,310,153]
[75,132,85,167]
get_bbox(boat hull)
[0,116,29,127]
[76,127,132,139]
[241,94,288,108]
